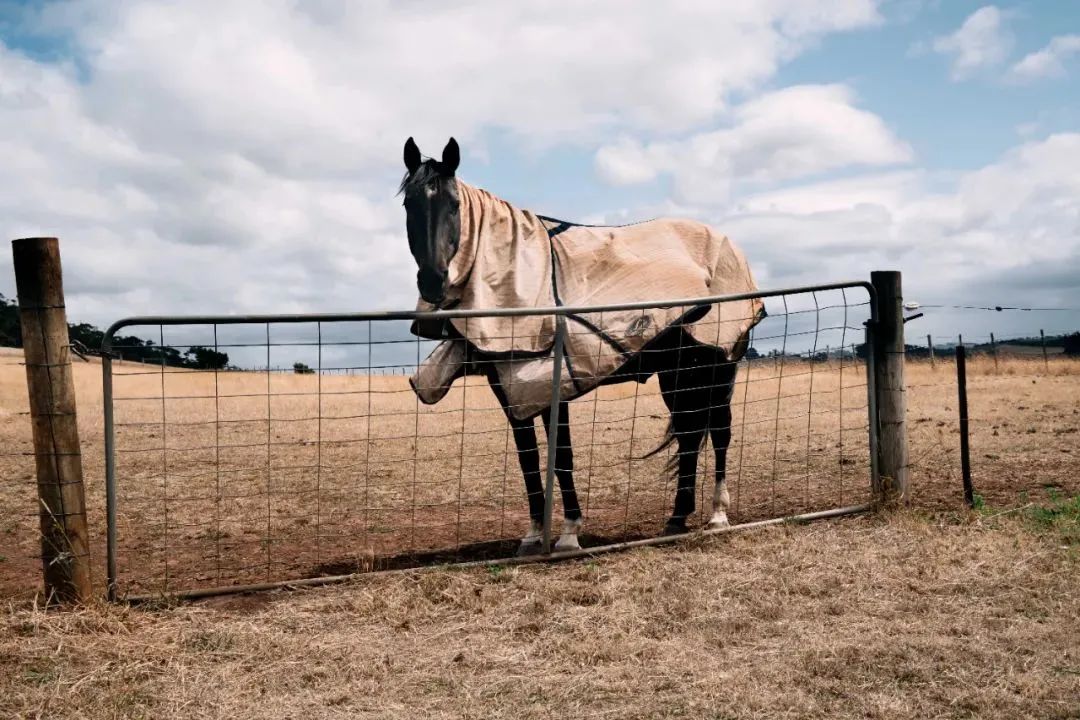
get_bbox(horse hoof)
[706,517,730,531]
[663,520,688,536]
[554,538,581,552]
[516,540,543,557]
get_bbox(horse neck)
[457,180,523,241]
[450,180,529,291]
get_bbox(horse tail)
[641,419,707,463]
[641,418,710,486]
[642,419,677,461]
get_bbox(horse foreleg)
[509,416,546,556]
[542,400,581,551]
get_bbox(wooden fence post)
[927,333,934,368]
[956,345,974,507]
[871,271,908,502]
[990,332,998,372]
[12,237,92,603]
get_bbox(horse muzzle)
[417,268,448,306]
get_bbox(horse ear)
[441,137,460,175]
[404,137,422,174]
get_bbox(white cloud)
[34,0,882,156]
[3,1,1074,349]
[932,5,1012,81]
[717,134,1080,312]
[0,0,882,327]
[1008,34,1080,83]
[594,84,912,205]
[588,132,1080,339]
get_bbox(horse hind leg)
[664,423,707,535]
[658,350,709,535]
[706,362,738,530]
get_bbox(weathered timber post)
[927,333,934,368]
[990,332,998,372]
[1040,329,1048,371]
[12,237,93,603]
[870,271,908,502]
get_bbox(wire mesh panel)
[558,287,875,541]
[102,283,876,599]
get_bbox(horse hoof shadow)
[662,521,689,537]
[516,541,544,558]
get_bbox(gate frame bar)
[102,279,881,601]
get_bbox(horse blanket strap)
[410,180,765,420]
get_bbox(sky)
[1,0,1078,358]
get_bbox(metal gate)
[102,280,881,600]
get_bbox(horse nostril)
[417,268,447,302]
[418,268,446,285]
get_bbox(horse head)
[400,137,461,306]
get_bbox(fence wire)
[95,287,874,598]
[904,320,1079,512]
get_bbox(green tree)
[0,293,20,347]
[1064,332,1080,357]
[185,346,230,370]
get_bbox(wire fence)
[0,348,45,601]
[89,284,873,599]
[2,292,1075,601]
[901,309,1079,512]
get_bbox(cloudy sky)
[1,0,1078,347]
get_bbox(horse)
[400,136,760,556]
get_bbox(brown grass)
[1,348,1079,718]
[1,512,1078,719]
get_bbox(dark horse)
[401,137,740,555]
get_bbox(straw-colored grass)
[2,348,1079,717]
[2,511,1079,719]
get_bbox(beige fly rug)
[410,181,765,419]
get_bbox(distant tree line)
[0,293,229,369]
[748,332,1079,362]
[850,333,1079,359]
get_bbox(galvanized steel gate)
[102,280,884,601]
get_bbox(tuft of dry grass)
[1,511,1078,719]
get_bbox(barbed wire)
[911,303,1080,313]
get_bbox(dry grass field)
[1,346,1078,718]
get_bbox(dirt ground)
[1,348,1078,717]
